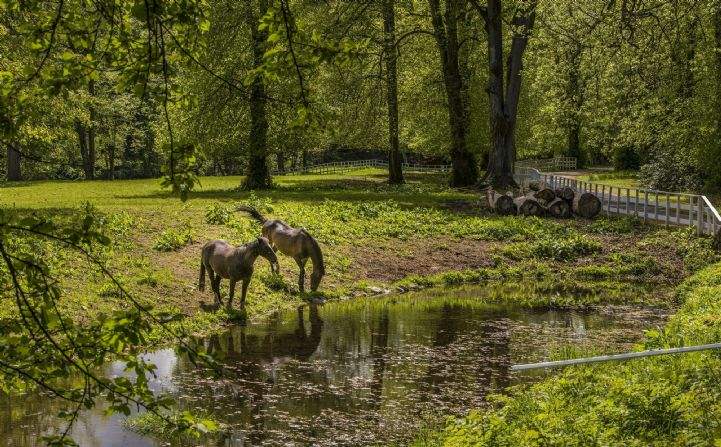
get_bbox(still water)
[2,286,669,446]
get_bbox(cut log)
[545,198,572,218]
[555,186,575,202]
[515,196,544,217]
[533,187,556,204]
[490,191,517,215]
[573,192,602,218]
[528,181,546,192]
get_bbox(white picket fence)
[514,158,721,236]
[274,159,450,175]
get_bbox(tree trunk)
[74,119,90,176]
[74,81,97,180]
[6,144,21,181]
[243,0,272,190]
[383,0,404,184]
[711,7,721,191]
[428,0,478,187]
[276,151,286,173]
[86,80,96,180]
[482,0,537,189]
[566,46,583,167]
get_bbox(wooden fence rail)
[513,160,721,236]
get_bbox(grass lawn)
[1,169,718,343]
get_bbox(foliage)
[0,205,216,445]
[414,262,721,446]
[204,202,232,225]
[124,410,221,439]
[152,223,194,251]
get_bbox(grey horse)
[199,237,279,309]
[236,205,325,292]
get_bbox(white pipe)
[511,342,721,371]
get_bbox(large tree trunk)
[74,81,97,180]
[243,0,272,190]
[6,144,21,181]
[481,0,537,190]
[383,0,404,184]
[713,6,721,192]
[87,80,96,180]
[428,0,478,187]
[566,45,583,167]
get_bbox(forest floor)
[2,168,718,343]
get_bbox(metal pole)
[511,342,721,371]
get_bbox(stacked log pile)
[487,182,601,219]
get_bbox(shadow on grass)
[110,173,471,208]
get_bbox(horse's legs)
[227,279,237,309]
[208,266,222,305]
[295,257,308,293]
[240,279,250,308]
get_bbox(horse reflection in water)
[197,303,323,446]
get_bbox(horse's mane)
[302,229,325,274]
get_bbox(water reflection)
[1,289,669,447]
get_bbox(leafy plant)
[204,202,232,225]
[530,236,603,261]
[153,223,194,252]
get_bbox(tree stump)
[555,186,575,202]
[515,196,544,217]
[545,198,572,218]
[573,192,602,218]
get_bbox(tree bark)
[713,6,721,192]
[481,0,537,189]
[566,45,583,167]
[243,0,272,190]
[276,151,286,173]
[87,80,96,180]
[428,0,478,187]
[6,144,21,181]
[383,0,404,184]
[74,81,97,180]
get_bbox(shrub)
[153,223,194,252]
[530,236,602,261]
[204,202,231,225]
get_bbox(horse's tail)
[235,205,267,224]
[198,260,206,291]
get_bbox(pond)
[2,285,669,446]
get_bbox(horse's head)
[257,237,279,274]
[310,269,324,292]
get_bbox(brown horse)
[199,237,279,308]
[236,205,325,292]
